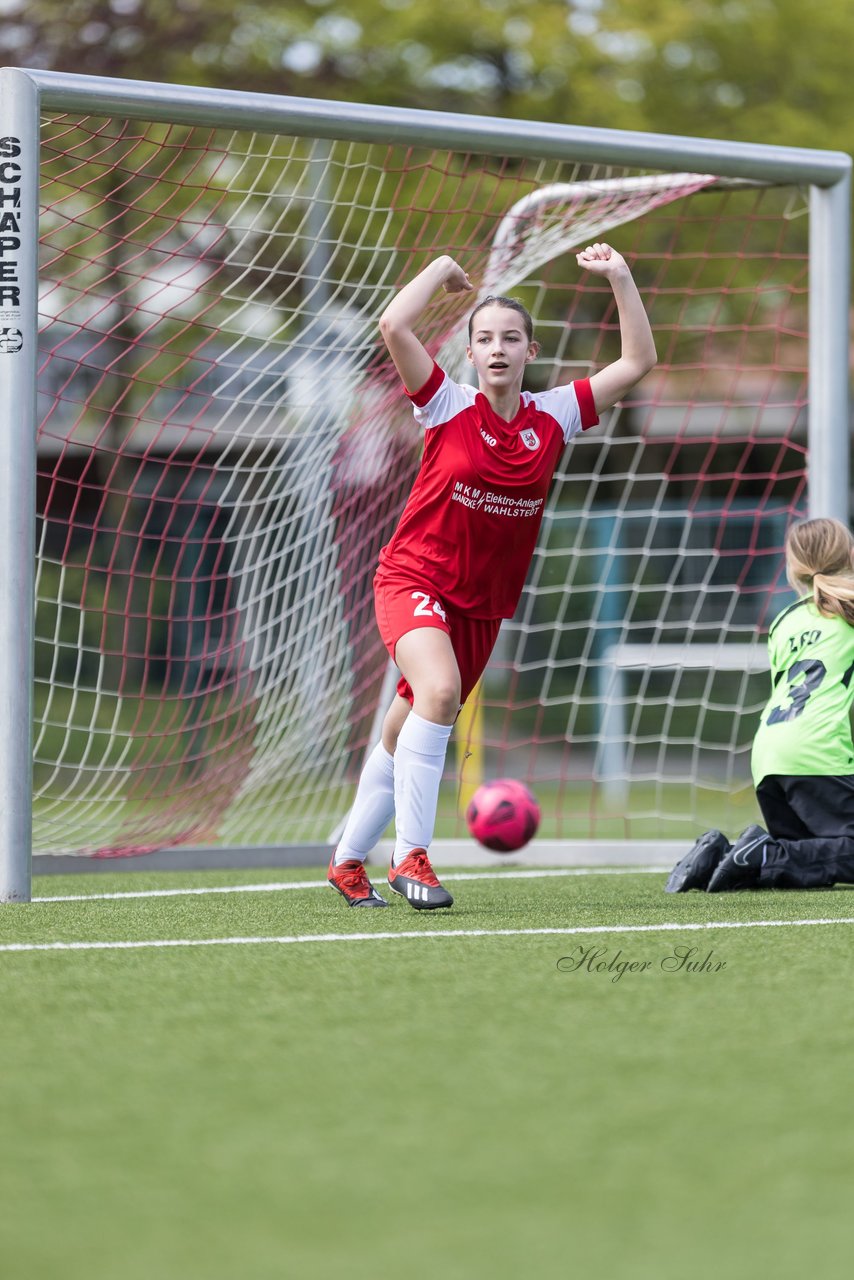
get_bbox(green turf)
[2,866,854,1279]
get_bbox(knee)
[415,678,461,725]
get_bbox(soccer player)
[329,243,657,909]
[666,517,854,893]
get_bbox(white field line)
[3,916,854,955]
[32,867,666,904]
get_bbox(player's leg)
[756,775,812,841]
[331,574,459,909]
[387,613,502,909]
[387,625,459,909]
[329,577,425,907]
[328,693,414,906]
[380,575,460,890]
[666,775,809,894]
[328,742,393,904]
[382,693,411,753]
[707,776,854,892]
[761,776,854,888]
[333,693,410,866]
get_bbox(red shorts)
[374,571,502,706]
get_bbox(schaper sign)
[0,136,23,354]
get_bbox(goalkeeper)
[666,517,854,893]
[328,243,657,910]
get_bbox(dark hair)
[467,295,534,344]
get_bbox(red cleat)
[327,857,388,907]
[388,849,454,910]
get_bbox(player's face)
[466,306,537,389]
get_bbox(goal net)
[27,96,818,857]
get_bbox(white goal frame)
[0,66,850,900]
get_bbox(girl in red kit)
[329,243,657,910]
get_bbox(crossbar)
[14,67,854,186]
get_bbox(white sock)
[334,743,395,865]
[392,711,453,867]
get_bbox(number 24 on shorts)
[411,591,447,623]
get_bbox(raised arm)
[379,255,474,393]
[576,244,657,414]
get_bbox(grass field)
[3,863,854,1279]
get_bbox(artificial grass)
[2,867,853,1280]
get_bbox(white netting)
[33,113,808,854]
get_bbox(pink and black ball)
[465,779,541,853]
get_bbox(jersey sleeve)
[405,361,477,431]
[529,378,599,443]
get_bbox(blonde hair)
[785,517,854,625]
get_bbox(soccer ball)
[465,778,541,853]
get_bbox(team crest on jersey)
[519,427,540,451]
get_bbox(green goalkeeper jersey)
[751,597,854,784]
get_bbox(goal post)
[0,66,850,899]
[0,68,39,901]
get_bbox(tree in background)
[1,0,852,153]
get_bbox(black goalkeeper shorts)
[756,774,854,842]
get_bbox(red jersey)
[378,362,599,618]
